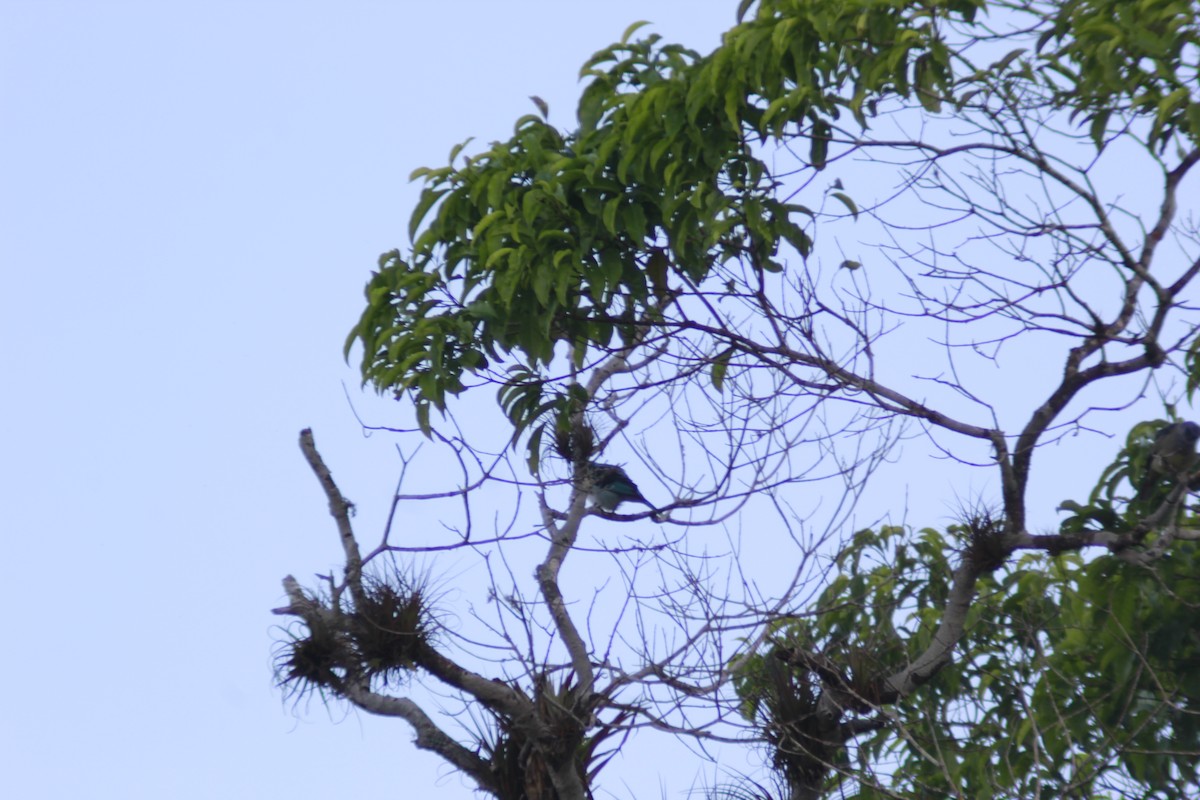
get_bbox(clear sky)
[0,3,739,799]
[4,3,1192,800]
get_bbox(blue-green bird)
[584,462,660,516]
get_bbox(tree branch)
[341,682,499,793]
[299,428,365,608]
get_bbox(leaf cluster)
[1061,418,1197,528]
[736,517,1200,798]
[346,0,982,452]
[1036,0,1200,150]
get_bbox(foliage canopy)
[280,1,1200,799]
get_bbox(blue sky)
[0,4,738,799]
[4,3,1193,799]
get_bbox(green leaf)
[830,191,859,219]
[485,247,515,268]
[780,221,811,258]
[473,209,506,240]
[914,54,943,113]
[415,401,431,436]
[1088,109,1112,149]
[711,347,734,392]
[526,423,545,473]
[620,20,650,44]
[408,188,450,242]
[602,196,621,235]
[447,137,474,165]
[990,48,1026,72]
[809,118,831,169]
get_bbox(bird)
[582,462,660,518]
[1136,420,1200,499]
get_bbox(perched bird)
[582,462,660,517]
[1136,420,1200,498]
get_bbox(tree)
[272,1,1200,798]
